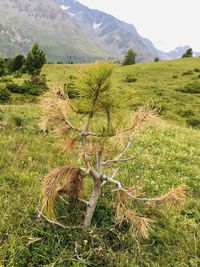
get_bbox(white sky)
[78,0,200,52]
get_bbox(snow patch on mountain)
[93,22,102,31]
[68,11,76,16]
[60,5,77,16]
[60,5,70,11]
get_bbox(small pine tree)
[24,43,46,82]
[182,48,193,58]
[39,62,187,237]
[123,49,136,65]
[0,88,11,103]
[154,56,160,62]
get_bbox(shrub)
[182,70,193,76]
[0,77,13,83]
[6,82,47,96]
[186,118,200,129]
[6,83,26,94]
[0,88,11,103]
[194,68,200,73]
[25,84,44,96]
[65,82,79,99]
[154,57,160,62]
[172,75,178,79]
[0,112,4,121]
[177,83,200,94]
[124,74,137,83]
[13,70,23,78]
[179,110,194,118]
[28,74,47,87]
[11,115,24,127]
[69,74,77,80]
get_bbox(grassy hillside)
[0,59,200,266]
[43,58,200,127]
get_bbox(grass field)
[0,58,200,266]
[43,58,200,127]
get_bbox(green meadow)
[43,58,200,127]
[0,58,200,266]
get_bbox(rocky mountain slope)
[57,0,160,62]
[0,0,107,62]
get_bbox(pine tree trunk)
[83,178,102,228]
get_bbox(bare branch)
[104,175,187,205]
[74,243,87,263]
[64,119,82,133]
[77,197,90,206]
[111,168,119,179]
[115,138,133,160]
[96,150,103,173]
[59,195,69,205]
[37,208,82,229]
[80,166,101,181]
[124,106,158,133]
[60,194,89,206]
[101,168,119,187]
[81,131,101,137]
[102,143,150,166]
[81,113,94,168]
[106,108,111,131]
[102,174,123,189]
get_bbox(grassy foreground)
[0,59,200,266]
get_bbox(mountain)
[0,0,162,62]
[0,0,198,62]
[56,0,161,62]
[167,46,200,59]
[0,0,108,62]
[166,45,190,59]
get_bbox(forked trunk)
[83,178,102,228]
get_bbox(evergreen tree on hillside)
[0,56,5,77]
[154,56,160,62]
[123,49,136,65]
[24,43,46,81]
[10,55,25,73]
[182,48,193,58]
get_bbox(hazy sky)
[78,0,200,52]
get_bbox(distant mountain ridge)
[0,0,198,62]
